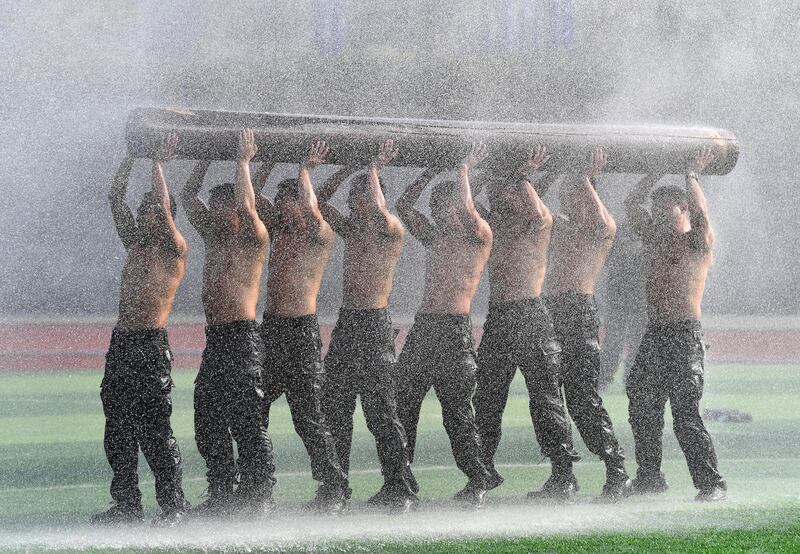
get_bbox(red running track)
[0,322,798,372]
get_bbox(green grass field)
[2,363,800,552]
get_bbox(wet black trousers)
[474,299,578,474]
[194,321,275,498]
[323,308,415,495]
[627,321,726,490]
[396,313,491,489]
[546,293,626,463]
[101,328,185,511]
[261,314,346,488]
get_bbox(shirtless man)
[624,147,726,501]
[543,148,632,501]
[254,141,347,514]
[315,140,416,512]
[395,143,493,509]
[183,129,274,517]
[93,134,189,526]
[471,146,579,501]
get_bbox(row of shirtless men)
[93,129,727,526]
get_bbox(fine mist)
[1,1,798,318]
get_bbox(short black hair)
[275,178,300,201]
[651,185,687,206]
[349,173,386,195]
[141,191,177,218]
[208,183,235,206]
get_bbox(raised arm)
[150,133,187,254]
[366,139,404,237]
[456,142,492,242]
[569,148,616,239]
[624,172,664,240]
[396,167,438,244]
[181,159,212,238]
[297,140,329,236]
[235,128,268,244]
[316,165,359,237]
[108,156,137,249]
[251,160,280,232]
[686,147,715,251]
[515,145,553,230]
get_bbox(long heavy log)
[125,107,739,175]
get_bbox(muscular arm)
[396,167,437,245]
[253,161,279,231]
[568,175,616,239]
[181,159,212,238]
[456,142,491,242]
[150,147,187,255]
[316,166,358,237]
[511,145,553,229]
[235,129,268,243]
[366,139,403,237]
[686,147,715,251]
[108,156,137,249]
[297,141,329,238]
[518,178,552,231]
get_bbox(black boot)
[695,483,727,502]
[90,502,144,525]
[151,500,190,527]
[189,483,236,518]
[528,474,578,504]
[367,483,418,514]
[528,459,578,504]
[306,483,347,515]
[235,482,276,518]
[631,472,669,495]
[453,481,487,510]
[596,458,633,503]
[528,457,579,504]
[485,466,505,491]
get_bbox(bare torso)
[117,244,186,329]
[646,233,711,321]
[342,218,404,310]
[487,211,552,301]
[545,215,616,295]
[266,223,334,317]
[202,236,268,324]
[420,230,492,315]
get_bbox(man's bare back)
[624,148,717,323]
[118,246,186,329]
[341,227,403,309]
[483,146,555,302]
[397,144,493,315]
[183,129,269,325]
[266,227,333,316]
[316,140,406,310]
[110,136,188,330]
[545,149,616,296]
[202,236,267,323]
[260,140,335,318]
[646,235,712,321]
[420,233,491,314]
